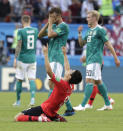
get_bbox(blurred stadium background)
[0,0,123,93]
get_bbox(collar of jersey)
[90,24,99,30]
[24,26,31,28]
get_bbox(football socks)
[97,83,110,106]
[29,80,36,99]
[81,83,93,107]
[16,81,22,101]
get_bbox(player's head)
[21,15,31,26]
[68,70,82,84]
[49,7,62,24]
[86,10,100,28]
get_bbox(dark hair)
[21,15,30,23]
[49,7,62,15]
[69,70,82,84]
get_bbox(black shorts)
[22,106,43,116]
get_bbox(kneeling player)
[14,45,82,122]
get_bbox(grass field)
[0,92,123,131]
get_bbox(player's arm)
[48,16,58,38]
[38,23,48,38]
[13,40,22,68]
[43,44,53,78]
[62,46,70,75]
[104,41,120,67]
[78,25,86,47]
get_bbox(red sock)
[16,115,38,122]
[31,116,38,121]
[108,96,111,100]
[88,85,98,105]
[17,115,29,122]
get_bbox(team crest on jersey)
[56,28,61,33]
[93,31,96,36]
[89,31,93,35]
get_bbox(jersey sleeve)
[99,28,109,43]
[51,74,64,87]
[17,30,22,41]
[54,24,68,36]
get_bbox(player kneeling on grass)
[14,45,82,122]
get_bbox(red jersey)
[41,74,74,117]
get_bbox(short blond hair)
[87,10,100,21]
[21,15,31,23]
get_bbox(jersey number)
[87,36,91,42]
[27,35,34,49]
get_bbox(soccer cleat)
[62,108,75,116]
[13,101,20,106]
[97,105,113,111]
[85,104,93,109]
[73,104,85,111]
[110,98,115,105]
[30,98,35,106]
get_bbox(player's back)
[18,27,38,63]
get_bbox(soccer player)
[13,15,38,106]
[73,10,120,111]
[14,45,82,122]
[79,39,114,109]
[38,7,75,116]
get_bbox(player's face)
[86,13,95,28]
[49,13,60,24]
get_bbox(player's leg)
[47,62,63,98]
[97,88,115,105]
[15,106,51,122]
[92,63,112,110]
[97,81,112,110]
[28,63,36,106]
[85,85,98,109]
[47,62,58,97]
[73,63,99,111]
[13,61,25,106]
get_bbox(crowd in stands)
[0,0,122,24]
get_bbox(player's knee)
[17,79,23,82]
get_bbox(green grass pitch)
[0,92,123,131]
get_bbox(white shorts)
[47,62,63,79]
[86,63,102,80]
[16,61,36,80]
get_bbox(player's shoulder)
[97,25,106,31]
[97,25,106,33]
[59,22,69,28]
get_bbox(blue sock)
[81,83,93,107]
[98,83,110,106]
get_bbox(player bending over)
[14,45,82,122]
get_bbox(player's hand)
[48,16,54,24]
[78,25,83,33]
[115,58,120,67]
[43,44,48,55]
[13,58,17,68]
[62,46,67,55]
